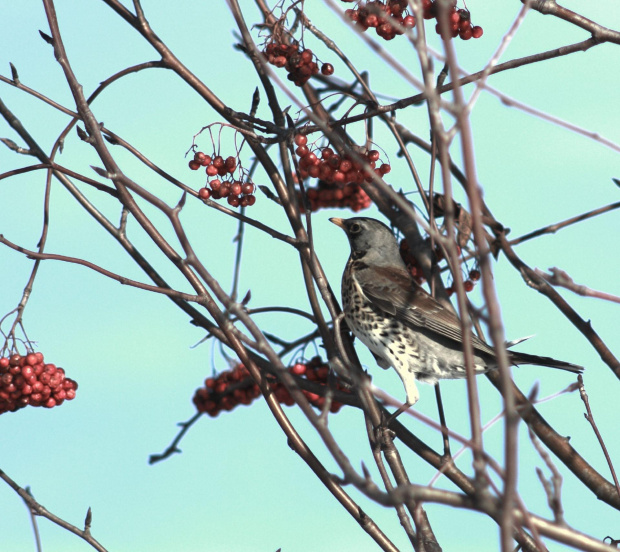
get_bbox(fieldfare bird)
[331,216,583,407]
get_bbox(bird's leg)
[384,399,413,428]
[380,369,419,428]
[381,375,419,427]
[434,383,452,458]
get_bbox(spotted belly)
[343,287,490,385]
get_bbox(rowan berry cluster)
[399,239,427,285]
[193,364,259,416]
[447,268,480,295]
[188,151,256,208]
[294,134,390,212]
[263,43,333,87]
[305,183,372,212]
[0,352,78,414]
[399,238,480,293]
[421,0,483,40]
[343,0,416,40]
[192,357,345,417]
[284,357,345,412]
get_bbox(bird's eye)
[350,223,361,234]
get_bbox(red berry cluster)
[343,0,417,41]
[193,364,260,416]
[192,357,345,418]
[305,183,372,213]
[188,151,256,208]
[447,268,480,295]
[0,352,78,415]
[283,357,345,412]
[421,0,483,40]
[294,134,390,212]
[263,43,333,87]
[399,239,427,285]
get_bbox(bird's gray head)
[330,217,406,268]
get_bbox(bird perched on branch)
[330,216,583,408]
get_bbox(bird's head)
[330,217,405,267]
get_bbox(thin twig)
[537,267,620,304]
[577,375,620,501]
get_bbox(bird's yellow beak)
[329,217,346,230]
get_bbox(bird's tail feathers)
[512,351,583,374]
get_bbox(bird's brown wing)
[355,264,496,357]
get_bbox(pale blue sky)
[1,2,619,551]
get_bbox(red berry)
[273,55,287,67]
[246,194,256,206]
[294,134,307,146]
[227,195,240,207]
[54,389,67,401]
[45,364,57,376]
[212,156,224,168]
[469,269,481,281]
[458,8,471,21]
[459,27,473,40]
[379,163,391,175]
[366,14,379,27]
[321,63,334,76]
[367,150,380,162]
[21,365,34,378]
[206,165,219,176]
[305,391,319,403]
[231,182,242,195]
[300,49,313,64]
[305,152,318,164]
[458,18,471,31]
[423,3,435,19]
[403,15,416,28]
[241,182,254,195]
[290,363,307,376]
[308,165,320,178]
[296,145,309,157]
[225,156,237,171]
[194,151,210,165]
[472,26,483,38]
[198,188,211,200]
[333,171,346,184]
[464,280,475,292]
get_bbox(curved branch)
[0,468,109,552]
